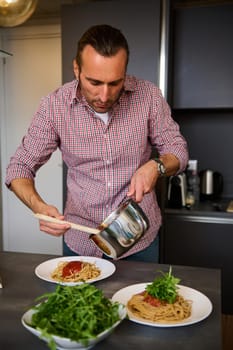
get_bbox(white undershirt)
[94,112,109,124]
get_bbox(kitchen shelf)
[165,199,233,222]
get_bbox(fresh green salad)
[146,266,180,304]
[29,283,121,350]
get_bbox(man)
[5,24,188,262]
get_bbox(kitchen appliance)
[168,173,187,208]
[199,169,223,201]
[35,199,149,259]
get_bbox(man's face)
[74,45,127,113]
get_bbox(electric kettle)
[199,169,223,201]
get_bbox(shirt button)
[107,182,111,187]
[106,160,110,165]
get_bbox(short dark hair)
[76,24,129,69]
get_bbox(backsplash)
[173,109,233,199]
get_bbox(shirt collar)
[70,80,80,105]
[123,75,136,92]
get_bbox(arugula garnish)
[29,284,120,349]
[145,266,180,304]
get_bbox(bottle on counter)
[186,160,200,206]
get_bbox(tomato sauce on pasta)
[51,260,101,282]
[127,290,192,323]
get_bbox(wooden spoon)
[34,213,100,235]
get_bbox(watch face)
[153,158,166,176]
[159,163,166,175]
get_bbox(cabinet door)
[162,215,233,314]
[172,4,233,108]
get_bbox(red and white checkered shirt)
[5,76,188,258]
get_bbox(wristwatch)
[153,158,166,176]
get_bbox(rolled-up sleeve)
[5,98,59,187]
[149,88,189,173]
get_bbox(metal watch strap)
[153,158,166,176]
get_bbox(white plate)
[35,256,116,286]
[112,283,213,327]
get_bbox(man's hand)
[127,160,159,202]
[35,204,71,237]
[127,154,180,203]
[10,178,70,236]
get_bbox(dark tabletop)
[0,251,222,350]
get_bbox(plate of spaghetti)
[112,269,212,327]
[35,256,116,286]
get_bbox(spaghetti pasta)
[127,291,192,323]
[51,260,101,282]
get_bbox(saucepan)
[35,199,149,258]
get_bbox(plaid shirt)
[6,76,188,258]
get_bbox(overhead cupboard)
[171,2,233,109]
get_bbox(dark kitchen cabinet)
[171,3,233,109]
[161,207,233,314]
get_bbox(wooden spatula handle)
[34,213,100,235]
